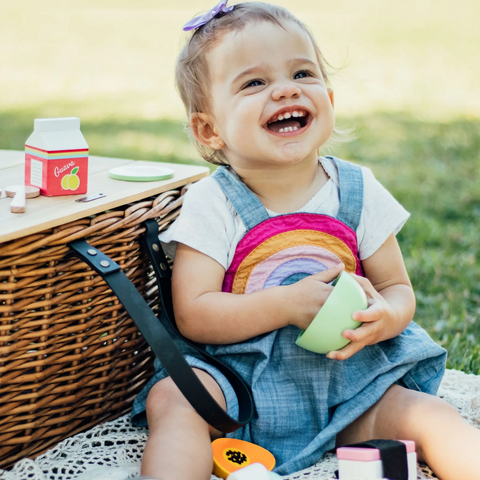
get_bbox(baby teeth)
[269,110,307,123]
[278,126,299,133]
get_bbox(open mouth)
[266,109,310,134]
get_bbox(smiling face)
[194,20,335,172]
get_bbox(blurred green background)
[1,0,479,372]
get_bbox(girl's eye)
[294,71,311,79]
[244,79,263,89]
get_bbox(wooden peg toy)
[226,463,282,480]
[337,439,416,480]
[6,185,40,214]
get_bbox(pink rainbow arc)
[223,214,363,293]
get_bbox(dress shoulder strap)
[211,166,270,231]
[326,156,364,232]
[212,159,364,232]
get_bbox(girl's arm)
[326,232,416,360]
[172,242,344,344]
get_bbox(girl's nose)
[271,82,301,101]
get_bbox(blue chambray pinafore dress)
[131,157,447,475]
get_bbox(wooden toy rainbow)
[222,214,362,295]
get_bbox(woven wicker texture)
[0,186,187,469]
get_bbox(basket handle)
[68,224,253,433]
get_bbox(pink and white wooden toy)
[226,463,282,480]
[337,440,416,480]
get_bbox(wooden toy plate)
[108,165,175,182]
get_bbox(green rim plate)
[109,165,175,182]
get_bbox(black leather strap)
[69,223,253,433]
[140,220,254,429]
[344,439,409,480]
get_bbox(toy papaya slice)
[212,438,275,479]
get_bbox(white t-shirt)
[160,157,410,269]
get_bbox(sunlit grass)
[1,0,479,120]
[337,114,480,372]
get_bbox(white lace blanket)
[2,369,479,480]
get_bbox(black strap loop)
[69,221,253,433]
[344,439,409,480]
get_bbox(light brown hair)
[175,2,334,165]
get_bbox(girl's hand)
[326,274,397,361]
[288,263,345,331]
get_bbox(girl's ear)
[191,113,226,150]
[327,88,334,108]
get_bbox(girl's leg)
[141,368,226,480]
[337,384,480,480]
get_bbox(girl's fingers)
[352,303,384,323]
[343,321,379,343]
[327,340,365,361]
[327,322,380,360]
[350,274,378,298]
[350,273,370,287]
[310,263,345,283]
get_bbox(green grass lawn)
[338,114,480,373]
[2,0,480,373]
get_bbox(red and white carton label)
[24,118,89,197]
[25,148,88,196]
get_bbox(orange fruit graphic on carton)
[61,167,81,191]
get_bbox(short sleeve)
[159,177,236,269]
[357,167,410,260]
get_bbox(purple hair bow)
[182,0,234,31]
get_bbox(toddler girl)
[131,2,480,479]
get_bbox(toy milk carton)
[25,117,89,196]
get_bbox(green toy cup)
[295,271,368,354]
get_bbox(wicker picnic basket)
[0,186,188,469]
